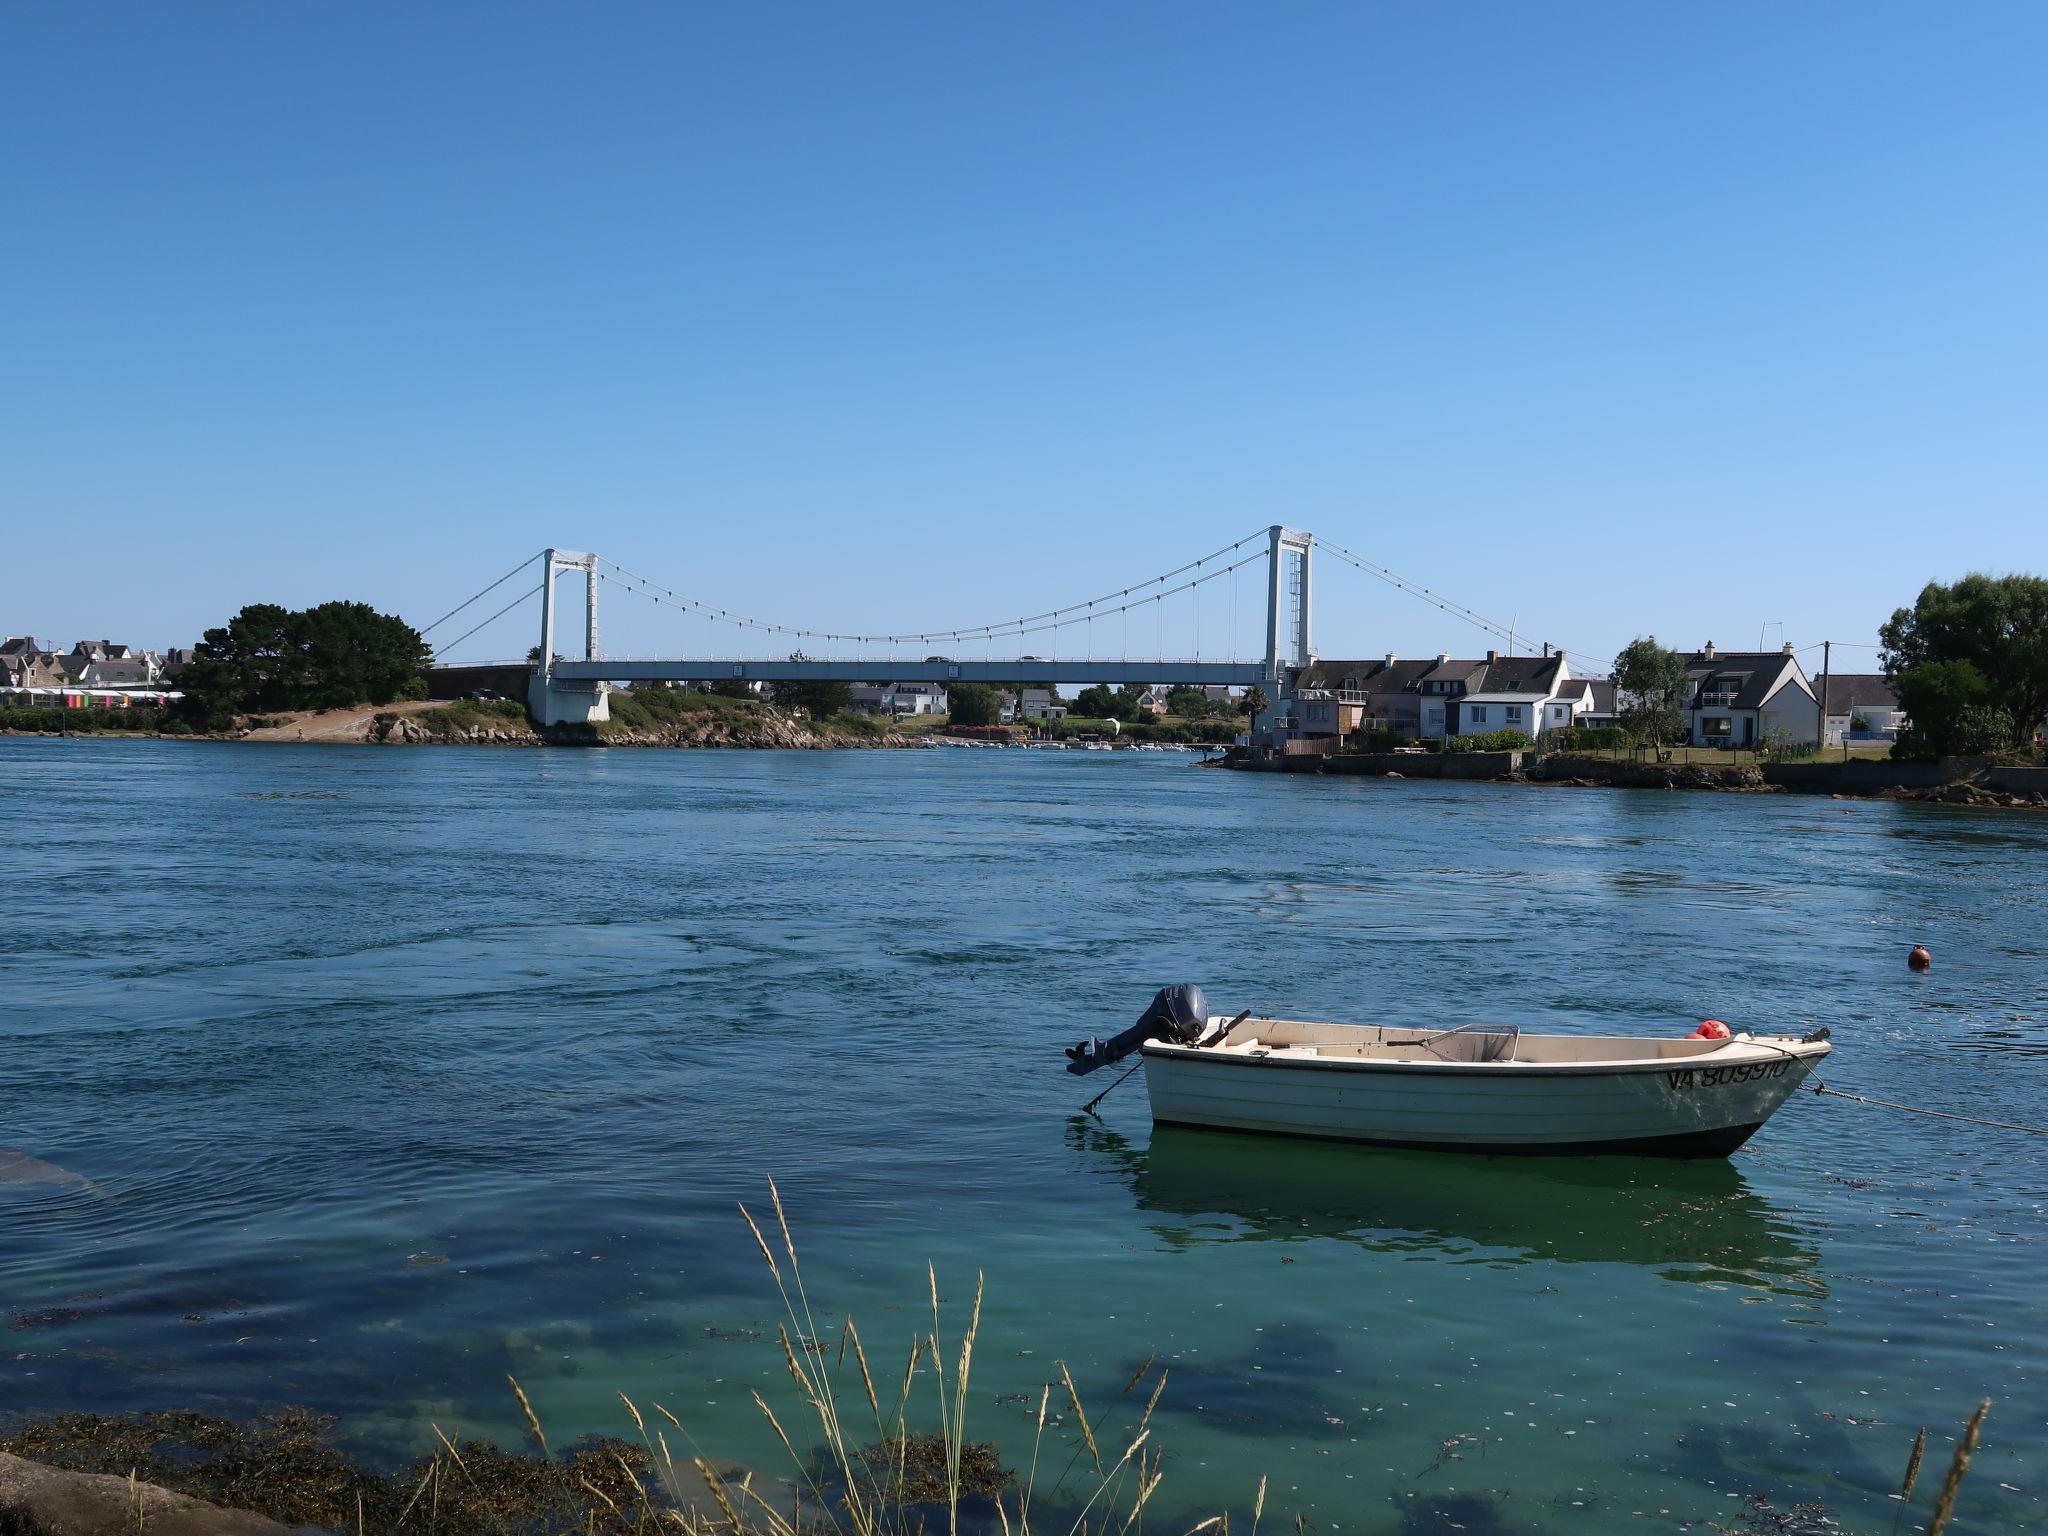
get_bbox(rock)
[0,1453,317,1536]
[0,1150,90,1190]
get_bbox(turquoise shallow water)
[4,739,2047,1532]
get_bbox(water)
[4,739,2047,1533]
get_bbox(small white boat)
[1066,987,1829,1158]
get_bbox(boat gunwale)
[1139,1036,1830,1078]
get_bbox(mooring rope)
[1808,1081,2048,1137]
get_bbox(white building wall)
[1757,679,1821,746]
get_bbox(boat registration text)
[1666,1060,1793,1091]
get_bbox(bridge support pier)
[528,675,611,727]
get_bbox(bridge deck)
[543,658,1274,686]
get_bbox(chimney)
[1703,641,1717,660]
[1384,652,1397,667]
[1486,649,1498,663]
[1782,641,1796,655]
[1436,652,1450,665]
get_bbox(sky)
[4,2,2045,676]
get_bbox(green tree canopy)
[1073,684,1118,718]
[1613,636,1691,749]
[175,601,430,729]
[1881,574,2048,758]
[947,682,1003,727]
[769,654,852,717]
[1240,685,1268,719]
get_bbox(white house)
[884,682,947,716]
[1815,674,1903,744]
[1448,653,1587,739]
[1004,687,1066,723]
[849,682,949,717]
[1683,644,1820,748]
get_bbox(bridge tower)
[529,548,612,727]
[1261,526,1315,732]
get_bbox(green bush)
[0,707,168,734]
[820,711,889,737]
[1447,729,1534,753]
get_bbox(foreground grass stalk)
[1926,1399,1990,1536]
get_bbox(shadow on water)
[1069,1120,1825,1299]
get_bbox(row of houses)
[1,635,194,707]
[1277,643,1903,749]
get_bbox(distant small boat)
[1065,987,1829,1158]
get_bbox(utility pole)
[1819,640,1834,760]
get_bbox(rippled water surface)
[5,740,2048,1532]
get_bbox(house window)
[1704,716,1732,739]
[1470,706,1489,725]
[1505,705,1523,724]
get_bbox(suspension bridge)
[421,525,1568,726]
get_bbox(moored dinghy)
[1065,986,1830,1158]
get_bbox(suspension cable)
[419,553,543,637]
[1318,539,1612,672]
[436,583,543,656]
[592,529,1267,648]
[594,546,1267,651]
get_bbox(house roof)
[1298,658,1467,693]
[1469,655,1566,696]
[1816,674,1898,712]
[86,659,152,683]
[1686,651,1812,710]
[1584,679,1618,713]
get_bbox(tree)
[1240,685,1268,720]
[706,679,756,700]
[1073,684,1118,719]
[769,653,852,717]
[174,601,430,730]
[1881,574,2048,758]
[1613,636,1691,751]
[1165,684,1209,718]
[1888,659,2013,759]
[947,682,1002,727]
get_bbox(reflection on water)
[1071,1119,1826,1299]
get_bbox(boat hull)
[1141,1043,1821,1158]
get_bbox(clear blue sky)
[4,2,2044,673]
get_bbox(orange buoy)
[1690,1019,1732,1040]
[1909,945,1932,971]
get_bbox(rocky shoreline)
[368,711,919,750]
[1228,749,2048,808]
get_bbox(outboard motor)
[1065,984,1210,1076]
